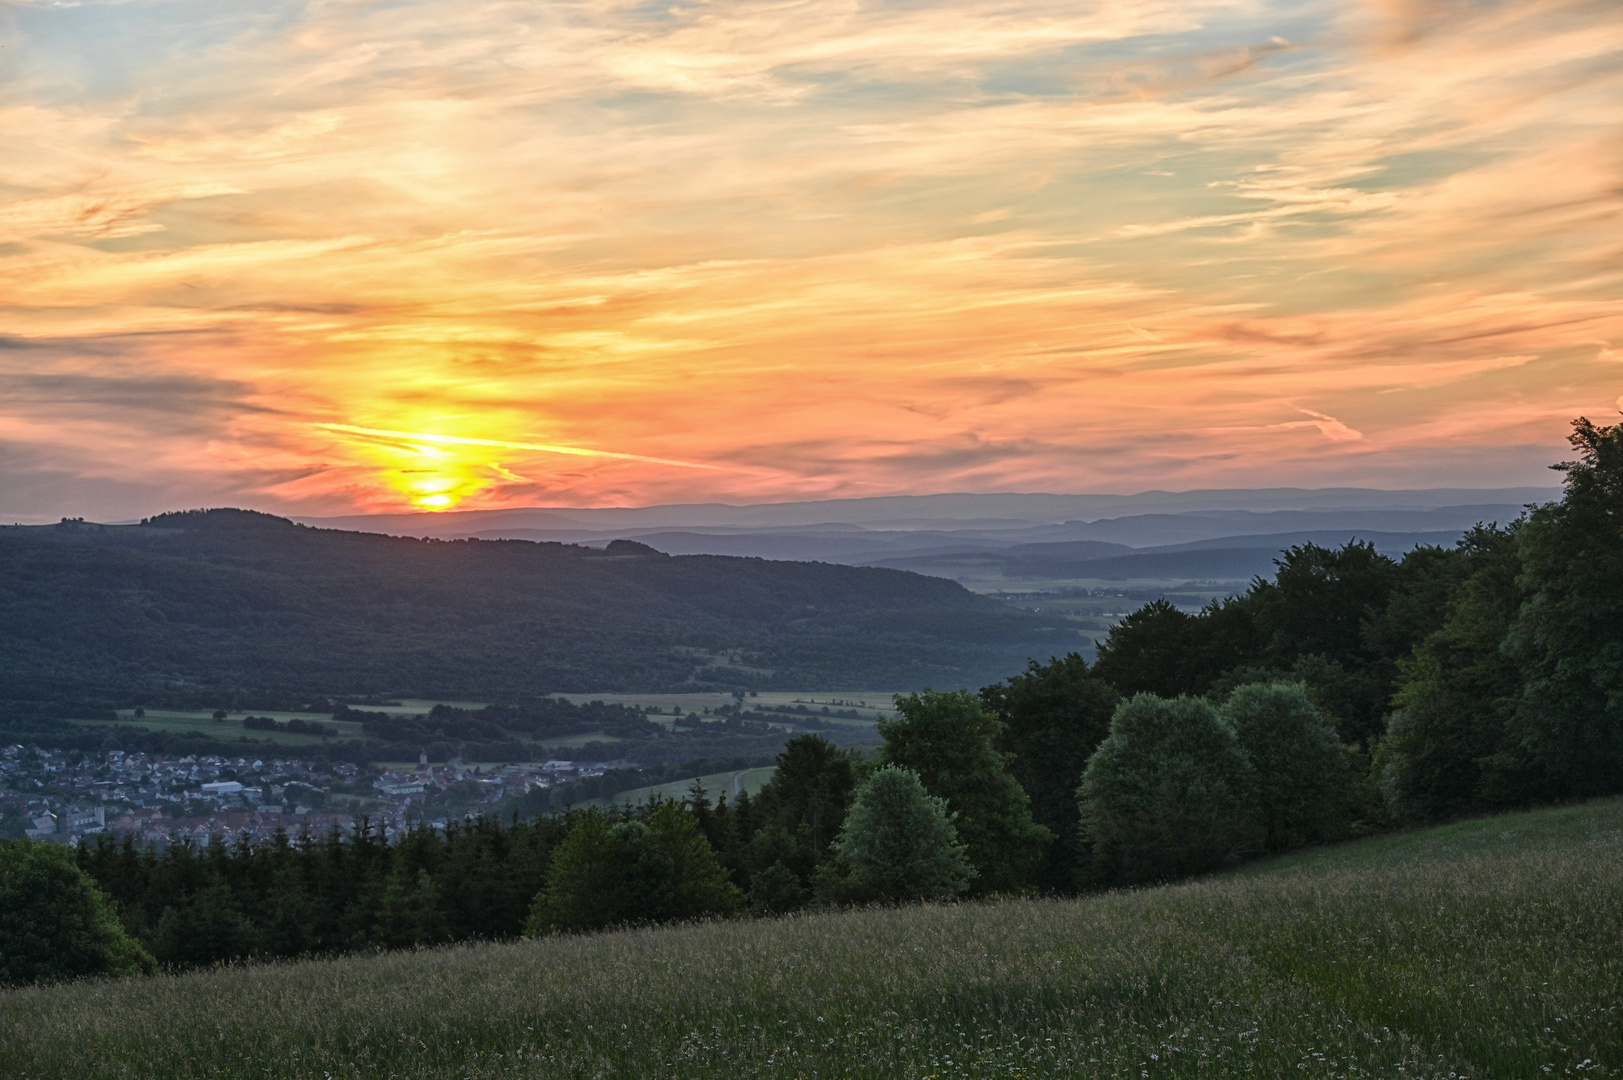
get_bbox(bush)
[151,883,255,968]
[526,804,741,934]
[823,766,974,904]
[1221,682,1353,851]
[0,840,155,985]
[1078,694,1257,884]
[746,862,808,914]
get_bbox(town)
[1,744,612,846]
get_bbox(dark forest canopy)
[1069,417,1623,824]
[0,508,1080,707]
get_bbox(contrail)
[312,423,727,470]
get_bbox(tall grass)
[3,798,1620,1079]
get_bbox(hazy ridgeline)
[0,509,1073,710]
[2,797,1618,1080]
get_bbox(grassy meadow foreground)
[4,798,1619,1080]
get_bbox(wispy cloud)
[0,0,1617,516]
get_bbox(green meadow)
[3,797,1618,1080]
[602,765,778,807]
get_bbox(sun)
[400,468,472,511]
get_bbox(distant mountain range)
[300,488,1551,588]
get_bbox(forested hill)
[0,509,1078,705]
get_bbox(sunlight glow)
[310,422,735,508]
[0,0,1618,518]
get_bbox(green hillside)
[0,510,1080,705]
[600,764,778,807]
[4,797,1617,1080]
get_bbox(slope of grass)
[2,798,1619,1079]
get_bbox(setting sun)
[0,0,1618,521]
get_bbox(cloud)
[0,369,270,417]
[310,423,735,470]
[0,0,1617,516]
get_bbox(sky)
[1,0,1620,520]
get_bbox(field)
[80,693,893,756]
[83,709,368,747]
[3,797,1618,1078]
[602,765,778,807]
[583,691,895,732]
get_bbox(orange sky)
[1,0,1620,519]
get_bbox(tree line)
[4,417,1622,985]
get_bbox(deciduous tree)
[824,766,973,903]
[526,803,740,935]
[981,654,1118,891]
[879,690,1048,894]
[0,839,154,985]
[1507,417,1623,801]
[1221,682,1352,851]
[1078,694,1256,884]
